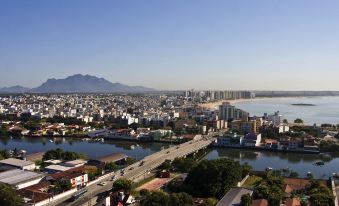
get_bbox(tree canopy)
[183,158,251,198]
[140,191,194,206]
[171,157,197,173]
[253,173,284,206]
[43,148,86,161]
[105,162,119,171]
[112,178,132,192]
[0,183,24,206]
[294,118,304,124]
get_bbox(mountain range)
[0,74,156,93]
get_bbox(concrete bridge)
[54,134,217,206]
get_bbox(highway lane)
[53,135,217,206]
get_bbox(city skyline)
[2,0,339,90]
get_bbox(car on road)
[70,188,87,201]
[111,175,117,181]
[176,146,180,149]
[139,161,145,166]
[166,151,170,154]
[99,182,107,186]
[129,167,134,170]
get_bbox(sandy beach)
[198,96,308,109]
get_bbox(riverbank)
[210,145,320,154]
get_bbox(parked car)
[98,182,107,186]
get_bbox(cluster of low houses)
[0,152,128,205]
[5,122,94,137]
[214,133,320,153]
[88,128,201,142]
[216,177,330,206]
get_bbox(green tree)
[0,124,9,136]
[43,148,86,161]
[205,198,218,206]
[140,191,169,206]
[289,171,299,178]
[172,158,197,173]
[294,118,304,124]
[0,183,24,206]
[126,157,137,165]
[140,189,150,196]
[105,162,119,171]
[308,181,335,206]
[184,159,248,198]
[112,178,132,192]
[253,174,284,206]
[169,193,194,206]
[159,160,173,171]
[283,119,288,124]
[240,194,252,206]
[88,172,96,181]
[167,177,184,193]
[55,180,72,192]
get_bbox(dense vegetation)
[105,162,119,171]
[54,180,72,192]
[0,183,24,206]
[0,149,10,160]
[140,191,194,206]
[43,148,86,161]
[171,157,197,173]
[253,173,284,206]
[319,140,339,153]
[112,178,133,192]
[294,118,304,124]
[183,158,251,198]
[293,180,334,206]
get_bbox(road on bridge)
[51,134,218,206]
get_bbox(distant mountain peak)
[31,74,156,93]
[0,74,156,94]
[0,85,31,93]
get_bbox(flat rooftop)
[96,153,128,163]
[217,187,253,206]
[45,165,73,172]
[64,159,87,165]
[0,169,44,185]
[0,158,34,167]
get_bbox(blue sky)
[1,0,339,90]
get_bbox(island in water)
[291,103,316,106]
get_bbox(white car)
[98,182,107,186]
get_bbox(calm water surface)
[207,148,339,179]
[0,136,170,160]
[234,96,339,124]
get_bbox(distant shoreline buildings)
[184,90,255,101]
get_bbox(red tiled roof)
[285,198,301,206]
[251,199,268,206]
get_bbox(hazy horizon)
[2,1,339,90]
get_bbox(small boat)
[130,145,135,150]
[265,167,273,172]
[313,161,325,166]
[307,171,313,178]
[49,140,54,143]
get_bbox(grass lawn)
[243,175,262,188]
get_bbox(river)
[0,136,337,179]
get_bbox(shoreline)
[198,96,326,109]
